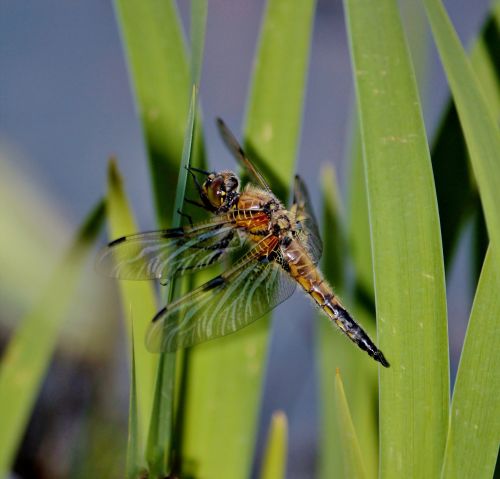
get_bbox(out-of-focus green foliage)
[106,161,158,443]
[334,370,368,479]
[259,411,288,479]
[0,201,105,475]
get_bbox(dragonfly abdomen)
[320,295,389,367]
[284,241,389,367]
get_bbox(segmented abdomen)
[283,240,389,367]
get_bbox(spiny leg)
[177,208,194,227]
[184,197,206,209]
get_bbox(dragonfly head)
[201,170,240,211]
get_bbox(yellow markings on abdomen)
[284,240,390,367]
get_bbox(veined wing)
[293,175,323,263]
[96,217,246,281]
[216,118,272,192]
[146,237,296,352]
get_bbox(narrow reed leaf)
[431,102,473,265]
[471,2,500,116]
[423,0,500,269]
[146,86,199,478]
[334,370,368,479]
[259,411,288,479]
[173,86,199,229]
[190,0,207,85]
[180,2,316,477]
[126,326,146,479]
[107,160,158,444]
[318,165,378,479]
[0,200,105,475]
[344,1,449,477]
[431,7,500,267]
[145,356,175,478]
[113,0,202,227]
[441,248,500,479]
[244,0,316,201]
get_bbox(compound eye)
[207,177,225,206]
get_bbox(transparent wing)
[293,175,323,263]
[96,218,245,281]
[146,243,296,351]
[216,117,271,191]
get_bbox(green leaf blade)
[0,201,105,475]
[423,0,500,270]
[441,248,500,479]
[106,161,158,445]
[126,329,146,479]
[146,84,200,479]
[317,165,378,479]
[259,411,288,479]
[190,0,208,85]
[113,0,201,228]
[344,0,449,477]
[244,0,316,201]
[334,370,368,479]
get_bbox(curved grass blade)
[146,86,199,478]
[259,411,288,479]
[179,2,316,477]
[431,6,500,268]
[244,0,316,201]
[423,0,500,270]
[107,161,158,445]
[334,369,368,479]
[0,200,105,476]
[344,0,449,477]
[173,86,199,230]
[113,0,204,228]
[145,354,176,478]
[317,165,377,479]
[441,247,500,478]
[126,324,146,479]
[144,1,206,471]
[190,0,207,85]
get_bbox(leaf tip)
[108,156,123,189]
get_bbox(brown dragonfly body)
[217,183,389,367]
[98,119,389,367]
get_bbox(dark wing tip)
[108,236,127,247]
[151,306,167,323]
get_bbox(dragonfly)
[97,119,389,367]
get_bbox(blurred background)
[0,0,492,477]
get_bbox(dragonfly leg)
[185,165,208,196]
[177,208,194,227]
[184,197,206,209]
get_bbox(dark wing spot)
[163,227,185,238]
[152,306,167,323]
[108,236,127,247]
[202,275,226,292]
